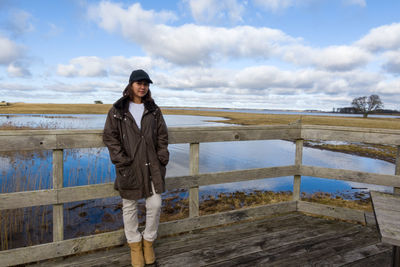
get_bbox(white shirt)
[129,102,144,129]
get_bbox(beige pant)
[122,182,162,243]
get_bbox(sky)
[0,0,400,111]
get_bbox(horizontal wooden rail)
[300,165,400,187]
[1,125,400,152]
[0,125,301,151]
[297,201,374,224]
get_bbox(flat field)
[1,102,400,129]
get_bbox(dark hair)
[123,82,153,103]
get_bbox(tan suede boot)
[128,241,145,267]
[143,239,156,265]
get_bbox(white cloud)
[47,81,123,93]
[0,82,37,92]
[281,45,371,71]
[186,0,245,23]
[376,79,400,95]
[57,56,107,77]
[234,65,312,89]
[7,61,31,77]
[56,56,164,78]
[382,50,400,75]
[88,2,374,71]
[154,66,382,100]
[88,1,298,65]
[356,23,400,52]
[311,46,371,70]
[0,35,22,64]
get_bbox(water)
[0,113,394,197]
[0,113,231,129]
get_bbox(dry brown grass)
[2,103,400,130]
[163,109,400,129]
[301,192,372,212]
[0,102,112,114]
[306,141,397,163]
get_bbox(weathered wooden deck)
[31,212,392,267]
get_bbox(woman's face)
[131,80,149,103]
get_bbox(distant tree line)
[334,94,399,118]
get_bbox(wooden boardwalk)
[30,212,392,267]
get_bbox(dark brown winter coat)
[103,95,169,200]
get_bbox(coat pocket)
[116,165,138,189]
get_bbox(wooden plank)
[370,190,400,247]
[301,125,400,145]
[395,146,400,195]
[200,218,365,267]
[371,191,400,210]
[364,211,377,226]
[0,184,117,210]
[165,175,198,190]
[0,130,102,151]
[0,229,126,267]
[0,202,296,266]
[1,125,400,151]
[300,165,400,187]
[57,183,119,202]
[56,133,104,149]
[0,133,56,151]
[189,143,199,218]
[293,139,303,201]
[198,165,298,186]
[0,125,301,151]
[168,125,301,144]
[52,149,64,242]
[0,189,57,210]
[297,200,367,223]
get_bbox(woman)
[103,69,169,267]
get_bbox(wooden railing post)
[293,139,303,201]
[53,149,64,241]
[189,143,200,217]
[395,146,400,195]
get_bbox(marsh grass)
[0,103,111,114]
[303,140,397,163]
[163,109,400,130]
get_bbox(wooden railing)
[1,125,400,266]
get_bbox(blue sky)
[0,0,400,110]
